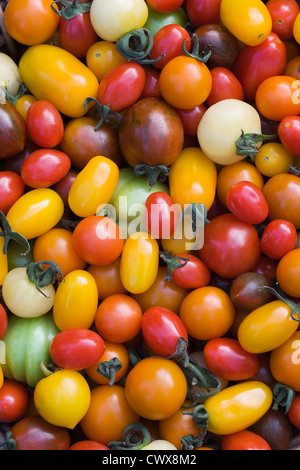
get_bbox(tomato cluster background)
[1,0,300,452]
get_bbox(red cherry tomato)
[186,0,222,26]
[145,191,180,239]
[203,337,260,381]
[20,149,71,188]
[0,304,8,339]
[0,379,28,423]
[206,67,244,107]
[140,67,161,99]
[170,253,211,289]
[226,181,269,225]
[266,0,300,40]
[175,104,207,136]
[49,328,106,370]
[68,440,109,450]
[288,394,300,429]
[141,306,188,357]
[146,0,185,13]
[26,100,65,148]
[251,255,278,280]
[59,12,98,59]
[96,62,146,112]
[260,219,297,259]
[0,171,25,214]
[150,24,191,69]
[278,115,300,158]
[221,430,271,450]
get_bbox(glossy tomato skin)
[276,248,300,297]
[85,340,130,385]
[0,304,8,339]
[20,149,71,188]
[206,67,244,107]
[10,416,71,450]
[50,328,106,370]
[226,181,269,225]
[141,306,188,356]
[270,331,300,391]
[260,219,297,259]
[69,441,109,450]
[229,272,273,312]
[203,337,260,381]
[288,394,300,429]
[118,97,184,167]
[186,0,221,26]
[147,0,184,13]
[0,101,26,160]
[150,23,191,69]
[140,67,161,99]
[233,32,287,100]
[221,430,271,450]
[170,253,211,290]
[0,379,28,423]
[145,191,179,239]
[199,214,261,279]
[278,115,300,158]
[0,171,25,214]
[174,104,206,136]
[266,0,300,40]
[26,100,64,148]
[87,259,128,300]
[59,13,98,59]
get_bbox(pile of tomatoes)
[2,0,300,452]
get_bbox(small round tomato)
[278,115,300,158]
[158,404,201,450]
[170,253,211,290]
[145,191,180,239]
[26,100,64,148]
[206,67,244,107]
[59,11,98,59]
[124,357,187,420]
[72,215,124,266]
[276,247,300,297]
[179,286,235,340]
[203,337,260,381]
[221,430,271,450]
[159,56,212,109]
[94,294,142,343]
[266,0,300,40]
[86,40,127,82]
[260,219,297,259]
[20,149,71,188]
[269,331,300,391]
[226,181,269,225]
[0,379,28,423]
[85,340,130,385]
[229,272,273,312]
[288,394,300,429]
[150,23,191,69]
[254,142,294,177]
[141,306,188,357]
[174,104,206,136]
[186,0,221,26]
[255,75,300,121]
[0,171,25,214]
[87,258,127,300]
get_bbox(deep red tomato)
[233,32,287,100]
[203,337,260,381]
[59,13,98,58]
[0,171,25,214]
[68,440,109,450]
[226,181,269,225]
[10,416,71,450]
[146,0,184,13]
[251,255,278,279]
[221,430,271,450]
[145,191,180,239]
[141,306,188,357]
[140,67,161,99]
[96,62,146,112]
[49,328,106,370]
[175,104,207,136]
[20,149,71,188]
[206,67,244,107]
[198,214,261,279]
[0,379,28,423]
[287,394,300,429]
[278,115,300,158]
[266,0,300,39]
[0,304,8,339]
[260,219,297,259]
[186,0,222,26]
[150,23,191,69]
[26,100,64,148]
[170,252,211,289]
[52,169,79,208]
[72,215,124,266]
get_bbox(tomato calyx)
[182,33,211,64]
[259,282,300,322]
[97,357,123,386]
[181,404,210,449]
[159,251,189,281]
[235,130,278,159]
[108,423,151,450]
[272,382,295,414]
[5,82,27,106]
[0,211,30,256]
[83,97,123,130]
[116,28,166,65]
[26,260,64,297]
[289,164,300,177]
[180,202,210,235]
[134,163,171,189]
[0,431,17,451]
[181,357,221,406]
[51,0,92,20]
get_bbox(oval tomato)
[25,100,65,148]
[226,181,269,225]
[144,191,179,239]
[278,115,300,158]
[58,10,98,59]
[0,171,25,214]
[266,0,300,40]
[150,23,191,69]
[20,149,71,188]
[260,219,297,259]
[206,67,244,107]
[170,253,211,290]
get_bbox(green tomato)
[144,6,188,36]
[2,312,59,387]
[109,167,169,237]
[7,239,35,271]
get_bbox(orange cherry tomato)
[276,248,300,297]
[87,258,127,300]
[270,331,300,391]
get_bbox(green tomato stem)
[182,33,212,64]
[51,0,92,20]
[26,260,64,297]
[272,382,295,414]
[235,130,278,159]
[5,82,27,106]
[159,251,189,282]
[0,432,16,451]
[116,28,165,64]
[0,211,30,256]
[258,283,300,322]
[83,97,123,130]
[180,357,221,406]
[134,163,171,190]
[97,357,123,387]
[108,423,152,450]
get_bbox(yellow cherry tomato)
[120,232,159,294]
[169,147,217,211]
[19,44,99,118]
[204,381,273,435]
[254,142,295,177]
[220,0,272,46]
[0,235,8,286]
[6,188,64,240]
[14,94,38,121]
[238,300,299,354]
[0,366,3,389]
[34,369,91,429]
[53,270,98,330]
[68,156,119,218]
[86,41,127,82]
[293,12,300,45]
